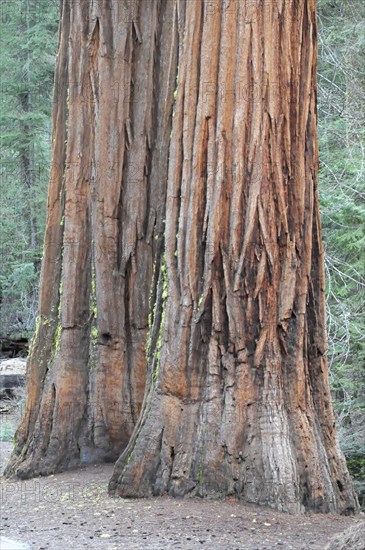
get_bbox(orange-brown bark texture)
[7,0,358,515]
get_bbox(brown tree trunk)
[109,0,358,514]
[5,0,178,478]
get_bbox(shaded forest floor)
[0,396,364,549]
[0,442,363,550]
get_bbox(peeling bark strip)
[5,0,178,478]
[6,0,358,515]
[109,0,358,514]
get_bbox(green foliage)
[317,0,365,496]
[0,0,59,337]
[347,455,365,479]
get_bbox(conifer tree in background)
[317,0,365,506]
[0,0,59,336]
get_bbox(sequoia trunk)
[109,0,358,514]
[6,0,178,477]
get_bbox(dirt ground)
[0,441,364,550]
[0,395,364,550]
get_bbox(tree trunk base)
[108,388,358,515]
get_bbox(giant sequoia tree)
[6,0,359,515]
